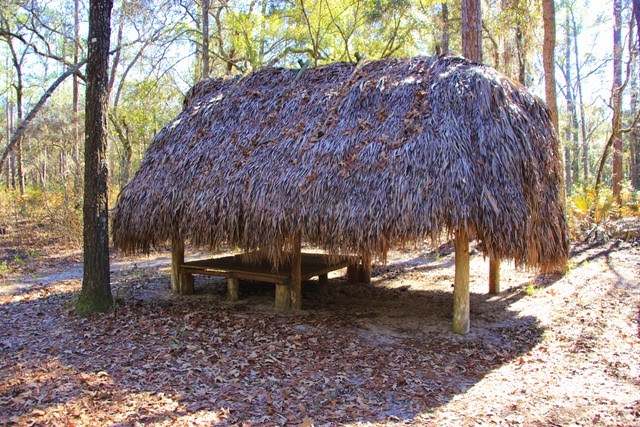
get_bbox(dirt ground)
[0,222,638,426]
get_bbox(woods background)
[0,0,638,244]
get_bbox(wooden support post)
[171,237,184,294]
[346,264,359,283]
[182,273,194,295]
[275,283,290,309]
[453,229,470,334]
[290,232,302,310]
[360,252,372,284]
[318,273,328,287]
[227,277,239,301]
[171,237,193,295]
[489,257,500,294]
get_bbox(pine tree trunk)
[568,10,589,184]
[542,0,558,132]
[630,24,639,191]
[612,0,623,202]
[5,102,10,189]
[77,0,114,315]
[73,0,82,197]
[461,0,482,62]
[440,2,450,55]
[202,0,210,78]
[631,72,639,190]
[564,12,574,193]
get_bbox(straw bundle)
[113,56,569,270]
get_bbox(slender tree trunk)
[564,10,580,194]
[41,145,47,188]
[73,0,82,197]
[515,10,526,85]
[8,40,25,195]
[5,103,11,189]
[501,0,513,78]
[202,0,210,78]
[441,2,450,55]
[14,75,23,196]
[9,105,15,189]
[462,0,482,62]
[78,0,114,314]
[16,139,24,194]
[634,0,640,50]
[542,0,558,132]
[570,10,589,184]
[631,51,639,190]
[3,56,8,189]
[612,0,623,202]
[110,114,132,190]
[564,12,573,193]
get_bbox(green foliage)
[569,186,618,229]
[76,289,113,315]
[524,282,541,296]
[619,181,640,217]
[0,261,9,278]
[13,254,25,266]
[567,182,640,237]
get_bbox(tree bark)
[440,2,449,55]
[5,101,11,189]
[7,39,25,194]
[632,51,639,190]
[500,0,513,77]
[563,11,577,192]
[77,0,114,314]
[202,0,210,79]
[542,0,558,132]
[634,0,640,51]
[612,0,623,202]
[461,0,482,62]
[73,0,83,197]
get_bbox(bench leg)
[318,273,328,287]
[227,277,239,301]
[275,283,290,309]
[181,273,194,295]
[346,264,359,283]
[361,253,372,284]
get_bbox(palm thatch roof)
[113,56,569,270]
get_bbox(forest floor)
[0,220,639,426]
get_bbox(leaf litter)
[0,228,639,426]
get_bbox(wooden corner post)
[453,229,470,334]
[171,237,193,295]
[227,277,239,301]
[171,237,184,293]
[361,252,372,284]
[290,232,303,310]
[489,257,500,294]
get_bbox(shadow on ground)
[0,253,549,426]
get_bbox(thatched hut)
[113,56,569,333]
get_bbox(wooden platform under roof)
[181,252,357,284]
[175,249,367,309]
